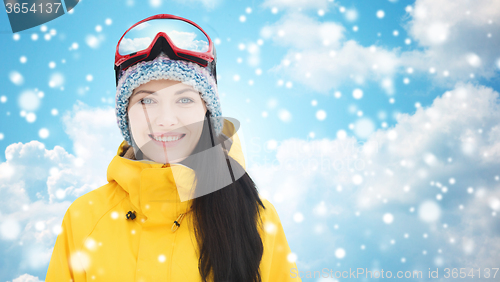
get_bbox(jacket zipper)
[162,161,189,279]
[161,162,187,233]
[171,213,186,232]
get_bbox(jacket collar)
[106,119,245,226]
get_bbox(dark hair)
[177,111,266,282]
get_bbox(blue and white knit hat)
[115,53,222,145]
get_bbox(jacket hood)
[106,118,246,226]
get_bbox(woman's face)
[127,79,207,164]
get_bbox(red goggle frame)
[114,14,217,86]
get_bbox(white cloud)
[263,0,500,92]
[9,274,43,282]
[0,102,122,278]
[0,140,80,276]
[61,101,123,178]
[435,187,500,268]
[402,0,500,82]
[119,37,152,54]
[261,13,399,93]
[261,13,344,50]
[248,83,500,267]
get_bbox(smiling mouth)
[149,134,186,142]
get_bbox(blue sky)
[1,0,500,281]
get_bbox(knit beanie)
[115,52,222,145]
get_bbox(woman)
[46,14,301,282]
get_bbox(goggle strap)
[177,53,207,66]
[115,54,148,86]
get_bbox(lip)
[149,133,186,148]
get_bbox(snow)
[18,90,40,111]
[9,71,24,85]
[316,110,327,121]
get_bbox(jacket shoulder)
[68,182,126,218]
[46,183,127,281]
[62,182,127,247]
[257,196,285,236]
[258,196,279,221]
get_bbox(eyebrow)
[131,88,198,98]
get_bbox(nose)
[152,103,179,128]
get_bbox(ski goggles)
[114,14,217,86]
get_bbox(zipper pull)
[171,213,186,232]
[162,163,170,168]
[126,210,137,220]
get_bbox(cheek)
[181,106,206,125]
[127,109,148,129]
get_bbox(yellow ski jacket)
[46,120,301,282]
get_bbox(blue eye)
[139,98,154,105]
[179,98,194,104]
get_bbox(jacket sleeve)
[259,199,302,282]
[45,206,87,282]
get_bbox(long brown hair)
[179,111,266,282]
